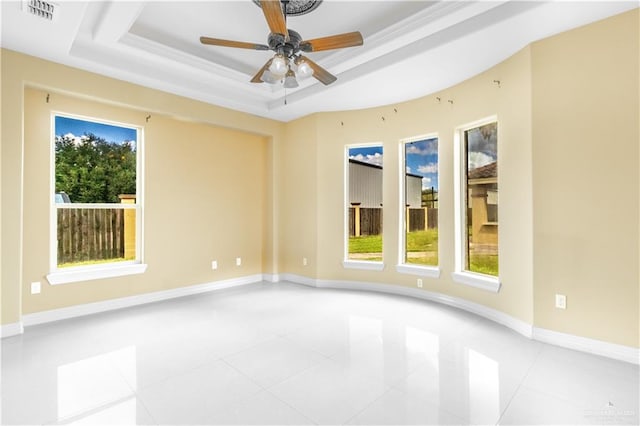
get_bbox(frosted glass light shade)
[296,60,313,79]
[269,54,287,77]
[283,69,299,88]
[260,70,280,84]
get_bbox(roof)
[349,158,423,179]
[468,161,497,179]
[349,158,382,170]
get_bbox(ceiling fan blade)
[300,55,337,85]
[250,59,273,83]
[300,31,363,52]
[200,37,269,51]
[260,0,287,36]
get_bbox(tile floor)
[1,281,638,425]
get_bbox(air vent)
[22,0,58,21]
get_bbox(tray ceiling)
[1,1,636,122]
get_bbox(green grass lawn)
[349,229,499,276]
[469,255,499,276]
[349,230,439,265]
[348,234,383,261]
[349,234,383,253]
[405,229,438,266]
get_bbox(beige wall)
[532,10,639,347]
[1,50,24,326]
[2,49,283,321]
[2,9,638,349]
[277,115,319,277]
[0,46,3,326]
[22,88,269,313]
[307,46,534,324]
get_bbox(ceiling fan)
[200,0,363,87]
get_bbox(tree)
[55,133,136,203]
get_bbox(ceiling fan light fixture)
[283,69,299,88]
[260,70,281,84]
[295,59,314,79]
[201,0,362,87]
[269,53,288,77]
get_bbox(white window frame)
[47,112,147,285]
[343,143,384,271]
[396,134,440,278]
[452,117,500,292]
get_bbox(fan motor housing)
[268,29,302,56]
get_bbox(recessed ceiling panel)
[2,0,636,122]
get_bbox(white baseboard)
[14,271,639,365]
[318,279,533,337]
[22,274,264,327]
[279,273,317,287]
[280,273,531,338]
[533,327,639,365]
[275,273,638,365]
[262,273,280,283]
[1,321,24,338]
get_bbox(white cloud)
[350,152,383,167]
[468,152,495,170]
[417,163,437,174]
[406,166,412,174]
[61,132,85,146]
[422,177,432,189]
[406,139,437,155]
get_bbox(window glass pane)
[464,122,499,276]
[55,116,137,204]
[404,138,438,266]
[347,146,383,261]
[54,115,139,268]
[56,207,136,267]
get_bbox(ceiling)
[2,1,637,122]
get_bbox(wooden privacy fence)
[349,207,382,236]
[349,207,439,237]
[408,208,438,231]
[408,209,425,232]
[427,208,438,229]
[57,207,125,264]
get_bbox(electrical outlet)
[303,257,308,266]
[555,294,567,309]
[211,260,218,270]
[236,257,242,266]
[417,279,423,288]
[31,282,41,294]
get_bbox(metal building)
[348,159,423,207]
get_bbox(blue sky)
[405,138,438,191]
[348,146,383,167]
[55,116,137,145]
[349,139,438,191]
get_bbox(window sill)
[342,260,384,271]
[396,263,440,278]
[47,263,148,285]
[452,271,501,293]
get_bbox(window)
[398,136,439,277]
[454,119,499,291]
[344,144,384,270]
[47,114,146,284]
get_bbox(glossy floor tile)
[2,281,638,425]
